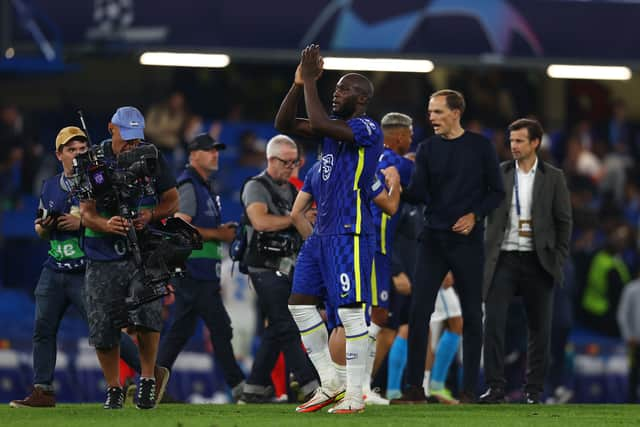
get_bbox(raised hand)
[300,44,323,82]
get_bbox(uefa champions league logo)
[93,171,105,185]
[301,0,542,56]
[87,0,167,42]
[322,154,334,181]
[91,0,135,35]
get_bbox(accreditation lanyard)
[514,166,534,238]
[514,169,522,217]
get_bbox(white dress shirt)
[501,158,537,252]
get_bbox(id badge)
[518,219,533,237]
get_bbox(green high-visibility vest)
[582,251,630,315]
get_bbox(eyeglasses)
[272,156,300,168]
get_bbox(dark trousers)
[406,228,484,396]
[246,270,317,390]
[483,251,554,394]
[547,283,573,392]
[158,275,245,388]
[33,267,140,388]
[629,344,640,403]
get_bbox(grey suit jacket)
[483,159,572,300]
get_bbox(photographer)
[9,127,141,408]
[80,106,178,409]
[240,135,319,402]
[157,134,246,400]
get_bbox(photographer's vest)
[178,167,223,281]
[83,140,158,261]
[242,173,299,271]
[582,250,630,315]
[40,173,85,272]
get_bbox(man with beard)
[276,44,384,414]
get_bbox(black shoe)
[239,385,275,404]
[426,395,440,403]
[478,387,505,404]
[103,387,125,409]
[458,391,477,404]
[239,391,275,404]
[136,378,157,409]
[524,391,541,404]
[390,386,428,404]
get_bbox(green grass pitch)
[2,403,639,427]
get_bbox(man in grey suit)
[479,118,572,404]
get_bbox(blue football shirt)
[371,148,415,254]
[301,160,322,199]
[315,116,383,236]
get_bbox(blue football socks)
[430,330,460,390]
[386,336,407,398]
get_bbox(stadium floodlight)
[546,64,631,80]
[139,52,230,68]
[323,57,434,73]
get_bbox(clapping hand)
[300,44,324,82]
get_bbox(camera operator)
[157,134,246,401]
[80,106,178,409]
[240,135,319,402]
[9,127,141,408]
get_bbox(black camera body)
[243,228,301,271]
[109,217,203,328]
[72,143,158,215]
[255,230,301,257]
[36,207,63,222]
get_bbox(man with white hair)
[239,134,319,403]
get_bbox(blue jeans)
[33,267,140,389]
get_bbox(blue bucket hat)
[111,106,145,141]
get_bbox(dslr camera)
[255,230,301,257]
[36,207,63,222]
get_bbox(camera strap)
[240,174,298,220]
[234,174,298,271]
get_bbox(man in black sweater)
[392,89,504,403]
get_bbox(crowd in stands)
[1,86,639,403]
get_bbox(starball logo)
[301,0,542,56]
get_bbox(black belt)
[501,250,536,257]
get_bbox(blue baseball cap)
[111,106,145,141]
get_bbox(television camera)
[71,111,202,327]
